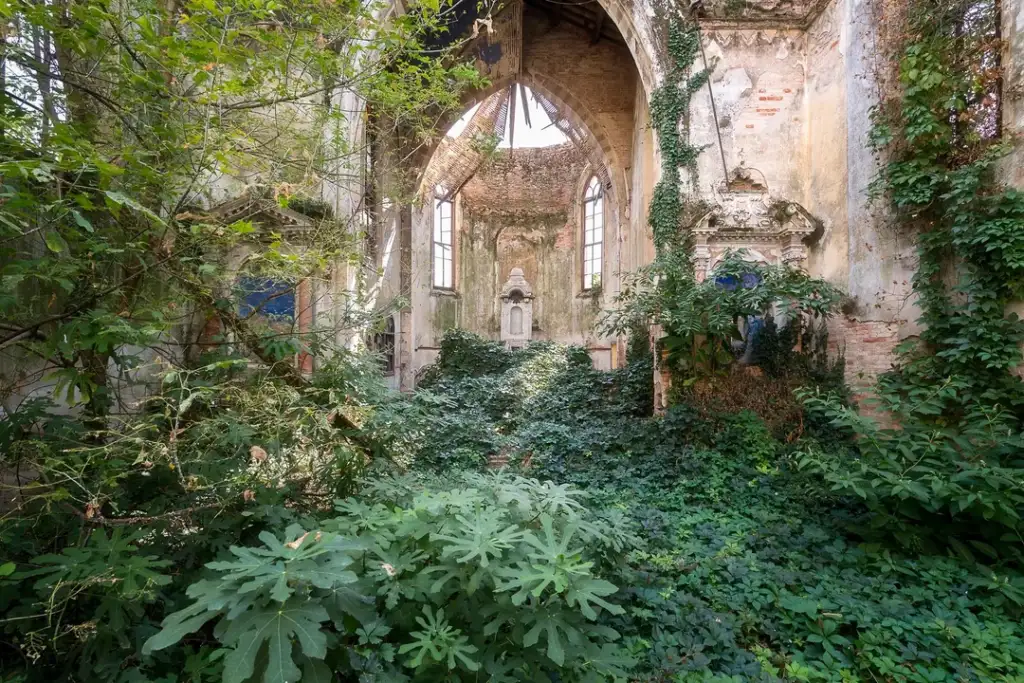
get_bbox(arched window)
[433,196,454,289]
[582,177,603,290]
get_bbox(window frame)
[581,176,604,291]
[432,195,455,290]
[369,315,397,376]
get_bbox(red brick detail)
[831,318,901,417]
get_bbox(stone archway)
[416,71,625,209]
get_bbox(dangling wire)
[691,5,731,189]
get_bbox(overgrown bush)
[406,330,654,471]
[799,390,1024,564]
[0,351,387,680]
[142,472,637,682]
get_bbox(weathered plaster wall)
[803,0,848,285]
[831,0,913,397]
[693,29,808,200]
[1002,0,1024,190]
[456,145,606,345]
[688,0,912,395]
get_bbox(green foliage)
[407,330,653,471]
[868,0,1023,418]
[604,251,843,381]
[143,472,636,682]
[804,0,1024,561]
[0,0,486,674]
[647,20,708,252]
[799,390,1024,564]
[536,405,1024,683]
[0,351,392,680]
[409,344,1024,683]
[0,0,486,417]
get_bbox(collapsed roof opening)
[446,85,569,148]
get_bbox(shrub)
[799,390,1024,564]
[143,472,638,682]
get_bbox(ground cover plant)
[390,332,1024,683]
[3,0,1024,681]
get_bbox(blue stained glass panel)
[237,277,295,320]
[715,275,738,291]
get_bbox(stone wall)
[455,145,606,346]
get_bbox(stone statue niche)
[500,267,534,350]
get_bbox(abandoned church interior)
[339,0,947,395]
[4,0,1021,412]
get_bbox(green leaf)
[301,658,333,683]
[223,629,262,683]
[266,627,301,683]
[104,190,165,224]
[72,210,94,233]
[143,612,218,654]
[44,231,65,253]
[221,602,329,683]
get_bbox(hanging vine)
[870,0,1024,424]
[647,19,709,254]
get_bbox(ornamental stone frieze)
[692,167,820,280]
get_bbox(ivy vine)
[870,0,1024,424]
[647,19,709,254]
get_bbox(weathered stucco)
[456,146,604,345]
[366,0,1024,390]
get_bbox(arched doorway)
[374,0,657,387]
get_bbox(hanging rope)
[690,7,731,188]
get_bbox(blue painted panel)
[715,275,738,291]
[237,277,295,320]
[715,272,763,290]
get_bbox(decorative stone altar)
[692,167,820,281]
[499,267,533,349]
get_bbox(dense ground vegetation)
[6,331,1022,682]
[3,0,1024,680]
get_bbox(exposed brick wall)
[833,317,900,403]
[521,8,637,196]
[460,144,586,213]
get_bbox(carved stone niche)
[500,267,534,350]
[692,168,819,281]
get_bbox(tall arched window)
[582,177,603,290]
[433,196,454,289]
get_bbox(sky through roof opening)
[446,85,570,148]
